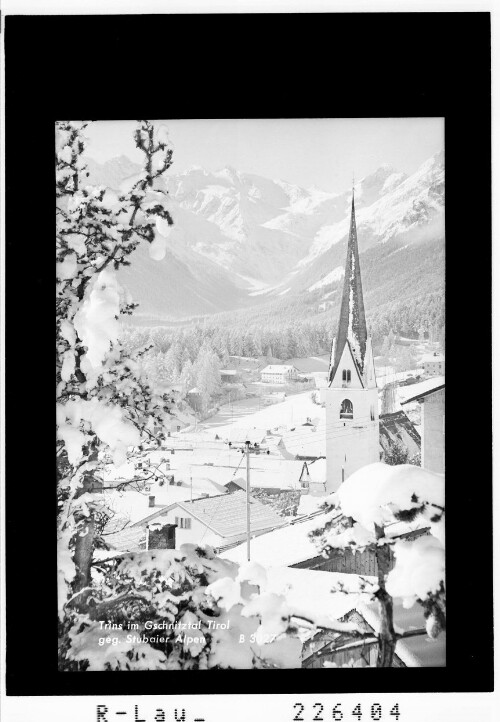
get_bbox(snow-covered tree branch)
[55,122,323,671]
[308,462,446,667]
[56,120,175,613]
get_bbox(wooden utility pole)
[245,441,251,561]
[227,440,270,563]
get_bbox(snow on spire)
[329,190,368,383]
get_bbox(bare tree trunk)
[374,524,396,667]
[71,513,95,611]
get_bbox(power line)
[158,416,430,455]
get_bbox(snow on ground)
[287,355,330,372]
[248,282,284,297]
[233,273,272,293]
[297,493,327,516]
[374,367,422,387]
[199,396,271,431]
[308,266,344,292]
[211,391,325,439]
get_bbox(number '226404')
[292,702,401,721]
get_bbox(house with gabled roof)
[298,458,327,494]
[400,376,445,473]
[261,364,299,384]
[130,489,286,553]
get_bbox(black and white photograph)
[56,117,446,670]
[2,8,494,718]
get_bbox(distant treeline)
[122,290,444,362]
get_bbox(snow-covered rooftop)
[221,513,334,567]
[261,365,297,373]
[280,419,327,459]
[303,458,327,485]
[137,490,286,539]
[422,354,444,363]
[265,566,371,629]
[101,475,224,526]
[399,376,445,405]
[218,459,304,490]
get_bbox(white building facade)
[423,353,445,377]
[261,365,298,384]
[401,378,445,474]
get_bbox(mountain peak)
[214,166,242,182]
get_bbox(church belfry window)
[340,398,353,419]
[342,369,351,383]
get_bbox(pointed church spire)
[329,189,368,383]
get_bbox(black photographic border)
[4,11,492,696]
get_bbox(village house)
[221,515,442,666]
[186,387,203,412]
[222,510,429,577]
[422,352,445,377]
[298,458,327,495]
[220,369,241,383]
[220,458,304,495]
[400,376,445,473]
[129,490,286,553]
[260,364,298,384]
[278,419,326,461]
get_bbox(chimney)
[148,495,155,508]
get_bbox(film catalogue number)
[292,702,401,721]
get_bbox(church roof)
[329,192,368,383]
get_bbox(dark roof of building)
[379,410,421,454]
[134,490,286,539]
[106,526,146,552]
[176,490,285,538]
[330,192,368,382]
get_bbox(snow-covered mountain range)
[86,151,444,322]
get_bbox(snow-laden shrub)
[59,545,305,670]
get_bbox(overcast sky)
[84,118,443,193]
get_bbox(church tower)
[321,190,379,492]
